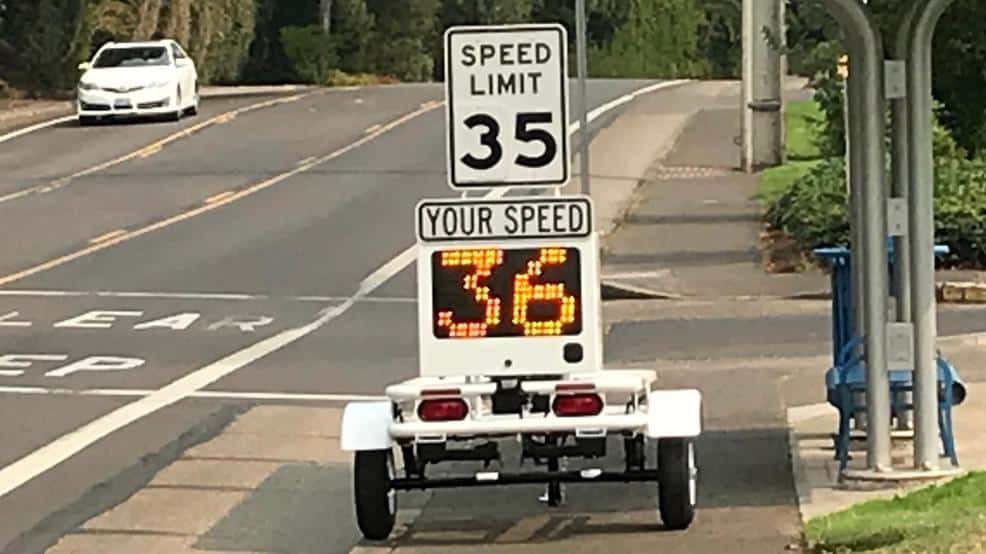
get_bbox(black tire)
[658,438,697,530]
[187,83,199,116]
[354,450,397,541]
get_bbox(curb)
[780,282,986,304]
[938,281,986,304]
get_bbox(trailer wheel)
[657,438,696,530]
[354,449,397,540]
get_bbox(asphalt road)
[0,79,663,552]
[4,79,982,554]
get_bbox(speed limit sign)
[444,24,570,189]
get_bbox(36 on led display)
[432,247,581,339]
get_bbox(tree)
[432,0,533,79]
[332,0,374,73]
[587,0,705,79]
[364,0,440,81]
[932,0,986,157]
[243,0,316,83]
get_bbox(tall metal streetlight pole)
[575,0,590,195]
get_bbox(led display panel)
[431,247,582,339]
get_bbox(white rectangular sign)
[416,197,591,242]
[414,196,600,377]
[444,24,570,189]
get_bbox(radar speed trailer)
[340,198,703,540]
[339,23,702,541]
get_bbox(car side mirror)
[78,62,90,71]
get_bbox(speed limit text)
[460,41,552,96]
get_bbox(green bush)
[279,25,339,84]
[323,69,398,87]
[935,159,986,268]
[766,156,986,268]
[766,157,849,250]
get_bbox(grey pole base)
[841,466,963,485]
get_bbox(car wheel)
[187,83,199,116]
[657,438,697,530]
[354,449,397,541]
[78,115,99,126]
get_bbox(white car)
[76,40,199,125]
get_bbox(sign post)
[444,24,571,189]
[575,0,590,195]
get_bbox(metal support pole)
[575,0,590,195]
[908,0,954,471]
[847,62,865,346]
[892,2,920,325]
[741,0,784,172]
[741,0,754,172]
[819,0,891,472]
[890,2,921,432]
[844,56,869,431]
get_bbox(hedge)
[765,157,986,268]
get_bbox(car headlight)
[78,81,98,91]
[146,80,171,88]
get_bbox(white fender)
[340,401,395,451]
[647,389,702,438]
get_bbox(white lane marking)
[0,289,418,303]
[0,386,385,402]
[579,80,690,131]
[0,115,77,146]
[45,356,146,378]
[0,371,24,377]
[0,80,682,500]
[53,310,143,329]
[0,386,49,394]
[0,311,32,327]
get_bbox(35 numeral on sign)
[461,112,558,172]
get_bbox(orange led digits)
[436,249,504,337]
[511,249,578,336]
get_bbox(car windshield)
[93,47,170,68]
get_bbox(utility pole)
[741,0,785,172]
[320,0,332,34]
[575,0,590,195]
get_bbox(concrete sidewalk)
[599,79,830,299]
[788,331,986,523]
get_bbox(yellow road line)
[88,230,128,244]
[0,93,313,207]
[0,100,445,287]
[204,191,236,204]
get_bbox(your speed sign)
[444,24,570,189]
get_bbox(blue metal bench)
[813,243,966,470]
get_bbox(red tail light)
[552,393,604,417]
[418,398,468,421]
